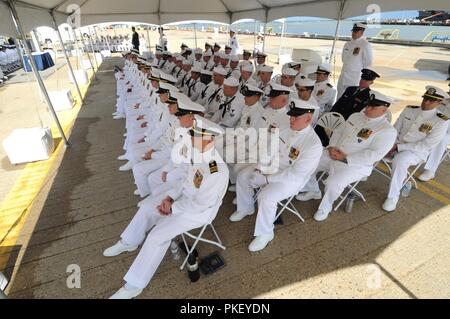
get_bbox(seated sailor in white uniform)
[382,86,449,212]
[104,116,229,299]
[313,63,337,114]
[229,99,323,252]
[225,85,266,189]
[210,76,245,128]
[294,77,320,125]
[418,84,450,182]
[298,91,397,221]
[145,99,205,202]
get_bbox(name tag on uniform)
[357,128,373,141]
[419,123,433,134]
[289,147,300,160]
[353,47,360,56]
[194,170,203,188]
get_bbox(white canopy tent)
[1,0,450,147]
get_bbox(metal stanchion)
[51,12,84,104]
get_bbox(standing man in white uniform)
[298,91,397,221]
[337,23,373,99]
[383,86,450,212]
[229,99,323,252]
[229,30,241,56]
[104,117,229,299]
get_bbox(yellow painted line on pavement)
[376,163,450,206]
[425,179,450,197]
[0,69,94,269]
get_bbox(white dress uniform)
[224,85,267,184]
[421,100,450,178]
[201,84,224,117]
[109,120,229,295]
[132,114,179,197]
[234,99,323,242]
[422,121,450,175]
[314,81,337,113]
[258,80,272,107]
[337,35,373,98]
[184,77,204,101]
[387,103,449,199]
[230,35,241,55]
[146,101,207,196]
[304,108,397,216]
[210,79,245,128]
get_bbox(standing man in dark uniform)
[315,68,380,146]
[132,27,140,52]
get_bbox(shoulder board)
[407,105,420,109]
[326,83,333,88]
[437,113,449,121]
[209,161,218,174]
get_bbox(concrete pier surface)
[0,36,449,298]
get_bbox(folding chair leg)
[334,181,364,212]
[275,197,305,222]
[180,224,226,270]
[180,225,208,270]
[209,224,224,247]
[402,162,424,190]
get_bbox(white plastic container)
[48,89,75,111]
[2,127,54,164]
[68,69,88,85]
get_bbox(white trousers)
[303,152,368,212]
[121,193,203,289]
[132,152,169,197]
[424,132,450,173]
[388,150,422,198]
[236,165,300,236]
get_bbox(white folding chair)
[275,195,305,222]
[253,187,305,223]
[439,146,450,165]
[317,171,366,212]
[179,184,228,270]
[374,157,425,190]
[180,222,225,270]
[315,112,345,132]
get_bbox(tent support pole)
[277,19,285,65]
[75,29,96,80]
[51,12,84,104]
[253,20,257,53]
[262,8,268,52]
[146,26,151,51]
[103,26,113,53]
[87,28,99,69]
[193,23,198,48]
[6,0,70,147]
[330,0,346,62]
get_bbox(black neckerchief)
[219,96,236,118]
[201,84,210,99]
[208,87,222,105]
[188,79,198,97]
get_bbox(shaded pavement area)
[0,56,449,299]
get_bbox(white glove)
[249,172,268,188]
